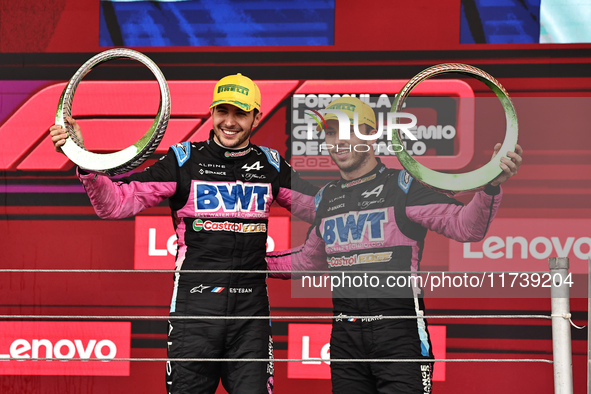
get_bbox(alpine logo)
[361,185,384,199]
[242,161,263,172]
[328,195,345,203]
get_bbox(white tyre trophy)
[56,48,171,176]
[391,63,518,194]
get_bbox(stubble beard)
[331,150,370,176]
[214,120,255,149]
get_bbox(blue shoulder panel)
[259,146,280,172]
[314,185,327,211]
[171,142,191,167]
[397,170,413,194]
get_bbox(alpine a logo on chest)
[194,181,272,218]
[322,208,387,248]
[242,161,262,172]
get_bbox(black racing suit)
[79,140,317,394]
[267,161,502,393]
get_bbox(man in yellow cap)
[267,96,522,393]
[49,74,317,394]
[209,73,262,149]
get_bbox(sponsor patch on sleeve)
[398,170,413,194]
[259,146,280,172]
[314,185,326,211]
[171,142,191,167]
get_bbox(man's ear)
[252,111,263,128]
[363,127,380,144]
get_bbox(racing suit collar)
[207,136,253,160]
[339,158,386,189]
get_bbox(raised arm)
[79,168,176,219]
[49,117,178,219]
[406,144,522,242]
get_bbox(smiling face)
[324,120,379,180]
[210,104,262,149]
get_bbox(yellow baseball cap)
[210,73,261,112]
[322,96,376,129]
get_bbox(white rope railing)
[0,357,554,363]
[0,259,576,393]
[0,314,552,320]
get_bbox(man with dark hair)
[267,96,523,393]
[50,73,318,394]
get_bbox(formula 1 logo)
[0,80,298,172]
[194,181,271,216]
[322,208,387,247]
[0,79,471,172]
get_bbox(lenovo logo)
[287,323,446,381]
[450,219,591,274]
[2,339,117,360]
[0,322,131,376]
[463,236,591,260]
